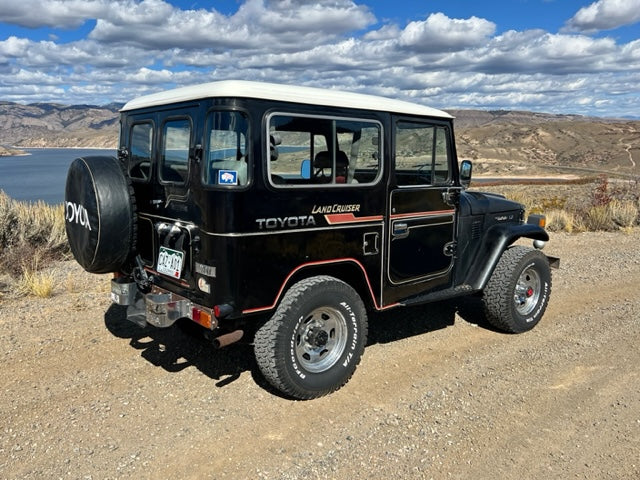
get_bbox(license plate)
[157,246,184,279]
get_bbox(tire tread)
[254,275,367,399]
[482,246,551,333]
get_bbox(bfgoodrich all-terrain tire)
[481,246,552,333]
[254,276,368,399]
[64,156,137,274]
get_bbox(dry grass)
[585,205,614,231]
[546,209,576,233]
[17,265,55,298]
[478,176,640,232]
[0,191,69,275]
[609,199,639,228]
[1,191,70,298]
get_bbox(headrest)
[313,151,349,169]
[270,134,281,161]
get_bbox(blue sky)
[1,0,639,117]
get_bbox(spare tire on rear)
[64,156,136,274]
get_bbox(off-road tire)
[254,276,368,399]
[65,156,137,274]
[482,246,552,333]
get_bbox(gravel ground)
[1,229,639,479]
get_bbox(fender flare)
[464,223,549,291]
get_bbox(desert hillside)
[448,109,640,177]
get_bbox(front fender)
[464,223,549,291]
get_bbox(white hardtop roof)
[121,80,453,119]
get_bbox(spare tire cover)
[65,156,136,274]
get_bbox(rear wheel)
[254,276,368,399]
[482,246,552,333]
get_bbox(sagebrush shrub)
[585,205,615,231]
[0,190,69,277]
[546,209,575,233]
[609,199,638,228]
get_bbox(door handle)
[393,222,409,238]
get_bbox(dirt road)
[1,230,639,479]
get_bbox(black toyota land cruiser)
[65,80,558,399]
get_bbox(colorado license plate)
[157,246,184,279]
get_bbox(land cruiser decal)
[255,204,382,230]
[310,203,383,225]
[311,204,361,214]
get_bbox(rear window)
[129,122,153,181]
[160,118,191,184]
[267,113,381,187]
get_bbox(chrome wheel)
[514,266,541,316]
[295,307,348,373]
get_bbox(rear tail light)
[192,307,213,329]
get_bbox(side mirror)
[459,160,472,189]
[300,159,311,179]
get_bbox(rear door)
[387,119,458,287]
[125,106,200,281]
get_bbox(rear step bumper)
[110,279,217,330]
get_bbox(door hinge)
[442,188,461,207]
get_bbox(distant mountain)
[0,101,121,149]
[0,102,638,178]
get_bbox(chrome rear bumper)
[110,279,216,329]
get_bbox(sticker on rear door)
[218,170,238,185]
[157,246,184,279]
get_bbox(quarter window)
[268,114,381,187]
[395,122,451,186]
[161,118,191,183]
[204,111,249,187]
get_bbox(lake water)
[0,148,115,204]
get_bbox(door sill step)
[400,284,475,306]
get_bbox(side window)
[395,122,451,186]
[268,114,381,187]
[160,118,191,183]
[204,111,249,187]
[129,122,153,180]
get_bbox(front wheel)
[254,276,368,399]
[482,246,552,333]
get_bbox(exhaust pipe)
[212,329,244,349]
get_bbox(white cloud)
[0,0,113,29]
[564,0,640,33]
[398,13,496,53]
[88,0,374,50]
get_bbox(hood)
[460,191,524,216]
